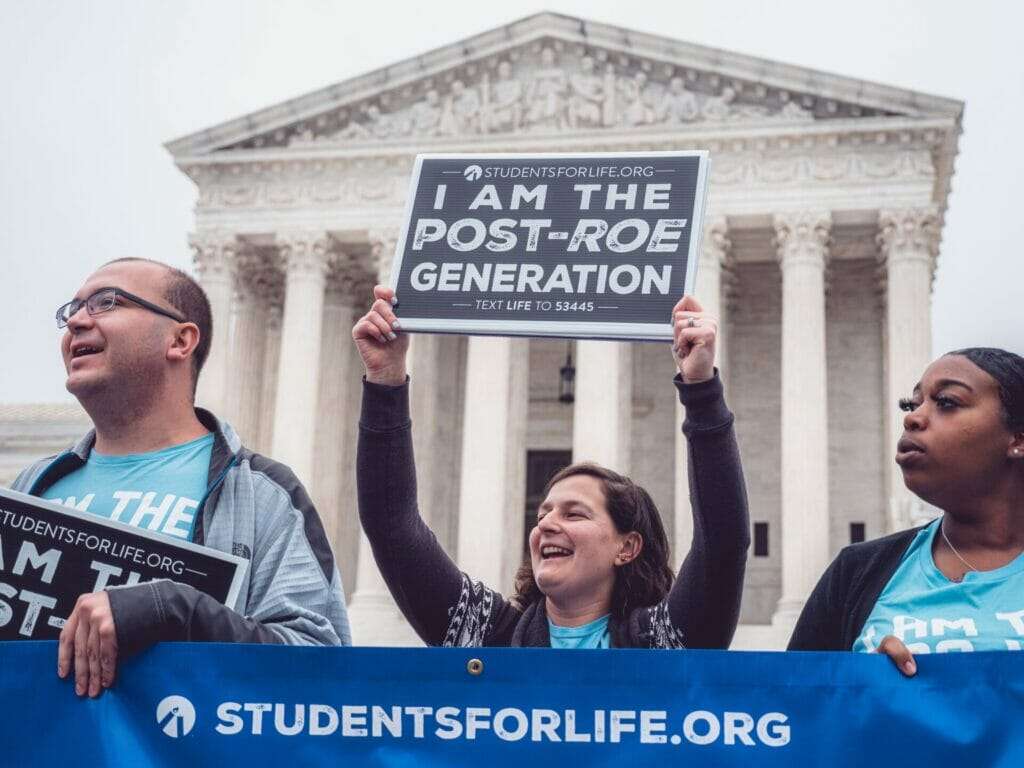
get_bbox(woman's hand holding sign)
[876,635,918,677]
[353,285,409,386]
[672,295,718,383]
[354,289,719,386]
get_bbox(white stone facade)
[0,404,90,488]
[5,14,962,649]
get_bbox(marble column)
[674,215,730,565]
[409,334,466,553]
[369,226,399,286]
[190,232,237,416]
[695,215,731,366]
[270,233,332,487]
[457,337,529,594]
[347,235,420,646]
[311,281,362,594]
[390,213,449,542]
[572,341,632,473]
[256,304,283,455]
[878,207,940,530]
[227,260,269,446]
[311,281,355,545]
[772,211,832,627]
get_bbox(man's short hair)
[104,258,213,393]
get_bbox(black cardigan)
[787,527,923,651]
[357,372,750,649]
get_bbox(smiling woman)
[352,285,750,649]
[788,347,1024,674]
[513,464,674,634]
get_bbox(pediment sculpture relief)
[269,44,838,151]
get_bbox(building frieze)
[188,144,935,215]
[179,116,950,174]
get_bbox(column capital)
[266,303,283,331]
[702,214,736,308]
[368,226,400,282]
[236,258,285,310]
[233,247,265,301]
[701,214,731,268]
[276,232,336,279]
[324,280,360,311]
[877,206,941,268]
[330,269,374,306]
[772,211,831,271]
[189,231,238,281]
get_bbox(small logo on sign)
[156,695,196,738]
[463,164,483,181]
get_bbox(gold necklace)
[940,518,979,576]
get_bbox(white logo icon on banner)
[156,695,196,738]
[463,164,483,181]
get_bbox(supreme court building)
[4,13,963,649]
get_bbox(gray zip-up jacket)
[11,409,352,653]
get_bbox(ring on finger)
[686,317,698,328]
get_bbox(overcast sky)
[2,0,1020,403]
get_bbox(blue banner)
[5,641,1022,766]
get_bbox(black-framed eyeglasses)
[55,287,187,329]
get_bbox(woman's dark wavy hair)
[947,347,1024,432]
[512,462,674,620]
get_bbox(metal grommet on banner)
[466,658,484,676]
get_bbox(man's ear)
[167,322,201,365]
[615,532,644,566]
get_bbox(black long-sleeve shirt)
[357,371,750,648]
[788,528,922,651]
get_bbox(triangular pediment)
[166,12,962,158]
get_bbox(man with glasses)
[10,258,352,699]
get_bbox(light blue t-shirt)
[44,433,214,542]
[548,615,611,649]
[853,517,1024,654]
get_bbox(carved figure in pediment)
[411,89,444,136]
[701,87,737,121]
[655,77,699,124]
[338,104,407,141]
[340,106,381,139]
[488,61,523,132]
[777,100,815,120]
[567,56,606,129]
[731,98,771,120]
[440,80,482,135]
[289,128,316,146]
[619,71,654,126]
[371,105,410,138]
[524,47,567,130]
[338,120,371,140]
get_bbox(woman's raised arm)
[353,287,477,645]
[660,296,750,648]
